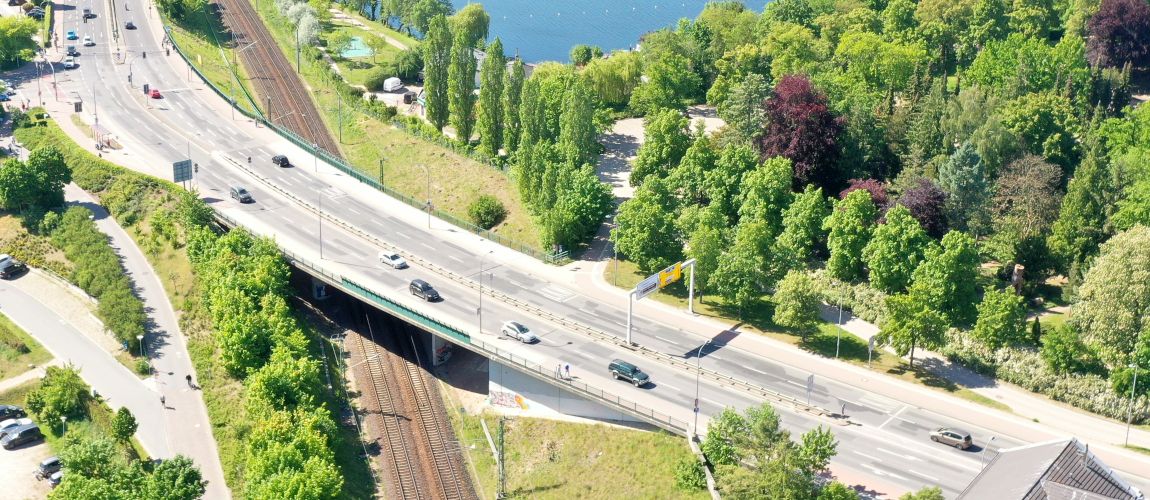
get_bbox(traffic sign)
[634,274,660,300]
[172,159,193,182]
[658,262,683,288]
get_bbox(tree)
[1000,93,1080,174]
[611,179,682,274]
[0,145,71,210]
[972,286,1028,349]
[763,22,826,78]
[900,487,946,500]
[895,178,949,239]
[840,178,888,208]
[422,15,451,131]
[629,52,701,115]
[820,481,862,500]
[584,50,643,108]
[990,155,1063,261]
[25,365,91,428]
[476,38,505,158]
[775,185,831,272]
[403,0,451,35]
[863,205,934,294]
[832,32,927,93]
[449,2,489,48]
[937,143,990,235]
[706,144,760,222]
[737,156,794,238]
[796,425,838,477]
[631,109,691,187]
[825,189,878,282]
[327,31,353,60]
[502,58,525,153]
[1008,0,1060,38]
[1047,147,1112,275]
[569,44,602,66]
[773,270,821,334]
[58,436,123,480]
[911,231,982,325]
[713,220,772,311]
[717,73,771,145]
[1086,0,1150,68]
[143,455,208,500]
[667,133,718,206]
[757,75,846,191]
[683,206,726,301]
[1071,225,1150,369]
[558,76,597,166]
[448,28,478,144]
[0,16,38,68]
[878,292,947,368]
[1041,324,1099,374]
[111,407,138,443]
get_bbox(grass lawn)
[0,313,53,381]
[245,0,541,250]
[447,407,706,499]
[323,22,403,88]
[0,379,145,460]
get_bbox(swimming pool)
[341,36,373,58]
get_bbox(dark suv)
[271,154,290,167]
[409,279,440,301]
[0,254,27,279]
[608,359,650,387]
[0,405,25,421]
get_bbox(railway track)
[348,300,474,500]
[213,0,341,155]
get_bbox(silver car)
[501,321,538,343]
[930,427,972,449]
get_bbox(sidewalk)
[64,185,230,499]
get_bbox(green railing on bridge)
[341,278,472,346]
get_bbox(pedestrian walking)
[185,374,193,388]
[160,395,166,407]
[564,363,571,379]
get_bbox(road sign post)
[626,259,696,345]
[172,159,192,185]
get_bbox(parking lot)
[0,435,53,499]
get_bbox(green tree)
[717,73,771,144]
[1048,147,1112,275]
[1071,225,1150,369]
[422,15,452,131]
[0,17,38,68]
[611,179,682,274]
[1040,324,1099,374]
[900,487,946,500]
[583,50,643,108]
[764,22,826,78]
[1008,0,1060,38]
[667,133,718,206]
[631,109,691,186]
[111,407,138,443]
[772,270,821,334]
[824,189,878,282]
[25,365,91,428]
[878,292,947,367]
[327,31,353,60]
[143,455,208,500]
[629,52,701,114]
[0,145,71,210]
[775,185,831,272]
[820,481,861,499]
[1000,93,1081,173]
[503,58,525,153]
[682,205,726,302]
[737,156,794,238]
[706,144,760,222]
[832,32,926,93]
[59,436,125,480]
[558,76,597,167]
[713,220,772,311]
[476,38,506,158]
[990,155,1063,267]
[796,425,838,477]
[937,143,990,235]
[449,2,489,48]
[911,231,982,325]
[972,286,1028,349]
[863,205,934,294]
[448,27,478,144]
[403,0,451,35]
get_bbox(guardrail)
[211,211,690,433]
[216,154,831,419]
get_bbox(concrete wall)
[488,360,644,424]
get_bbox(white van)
[382,77,402,92]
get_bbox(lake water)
[452,0,767,63]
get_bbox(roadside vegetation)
[0,16,39,69]
[161,0,259,115]
[0,312,52,380]
[12,110,372,497]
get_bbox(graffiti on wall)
[490,391,528,410]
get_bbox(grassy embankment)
[0,313,53,380]
[15,112,373,497]
[166,5,259,115]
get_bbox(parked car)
[66,45,79,56]
[1,423,43,449]
[608,359,650,387]
[63,57,77,69]
[930,427,973,449]
[34,456,61,480]
[378,251,407,269]
[0,405,25,421]
[124,21,136,30]
[66,30,77,40]
[500,321,538,343]
[0,417,33,438]
[82,35,94,47]
[0,94,8,102]
[230,186,253,203]
[0,254,28,279]
[149,88,162,99]
[271,154,290,167]
[48,470,62,487]
[409,279,440,301]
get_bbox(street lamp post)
[693,340,710,437]
[1126,361,1141,446]
[60,416,66,436]
[478,250,493,334]
[835,282,844,359]
[136,335,144,357]
[982,436,996,467]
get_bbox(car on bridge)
[82,8,94,18]
[65,30,77,40]
[609,359,651,387]
[230,186,253,203]
[124,21,136,30]
[409,279,440,301]
[271,154,290,167]
[930,427,973,449]
[378,251,407,269]
[149,88,162,99]
[66,45,79,57]
[501,321,538,343]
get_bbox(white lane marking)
[508,280,527,288]
[420,242,435,251]
[852,450,883,462]
[701,396,724,407]
[786,380,806,389]
[578,307,596,315]
[907,470,939,482]
[346,207,362,216]
[746,366,767,375]
[654,335,680,347]
[394,231,409,239]
[877,447,916,460]
[866,466,907,482]
[448,256,464,264]
[878,406,907,430]
[658,382,681,391]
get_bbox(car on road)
[35,456,61,480]
[0,94,9,102]
[124,21,136,30]
[1,423,43,449]
[3,87,15,95]
[0,405,25,421]
[62,57,77,69]
[930,427,973,449]
[608,359,651,387]
[271,154,290,167]
[66,45,79,57]
[149,88,162,99]
[0,254,27,279]
[66,30,77,40]
[500,321,538,343]
[230,186,253,203]
[378,251,407,269]
[409,279,440,301]
[82,8,94,18]
[82,36,94,47]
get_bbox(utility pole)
[497,417,507,499]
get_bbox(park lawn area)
[0,313,52,380]
[247,0,541,250]
[0,379,146,460]
[333,4,419,48]
[165,7,259,116]
[448,408,706,499]
[323,21,403,88]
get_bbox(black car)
[66,46,79,57]
[0,405,25,421]
[124,21,136,30]
[1,423,42,449]
[35,456,61,480]
[409,279,440,301]
[0,254,28,279]
[271,154,290,167]
[230,186,254,203]
[82,8,94,18]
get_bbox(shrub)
[674,457,706,491]
[134,358,151,375]
[808,269,889,325]
[25,365,91,429]
[364,68,389,92]
[467,195,507,229]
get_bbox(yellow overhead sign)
[658,262,683,288]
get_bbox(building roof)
[959,438,1144,500]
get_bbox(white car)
[0,417,32,438]
[378,251,407,269]
[82,35,94,47]
[501,321,538,344]
[63,57,77,69]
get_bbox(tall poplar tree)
[477,38,506,158]
[503,58,525,154]
[448,28,477,144]
[558,76,597,166]
[422,15,451,131]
